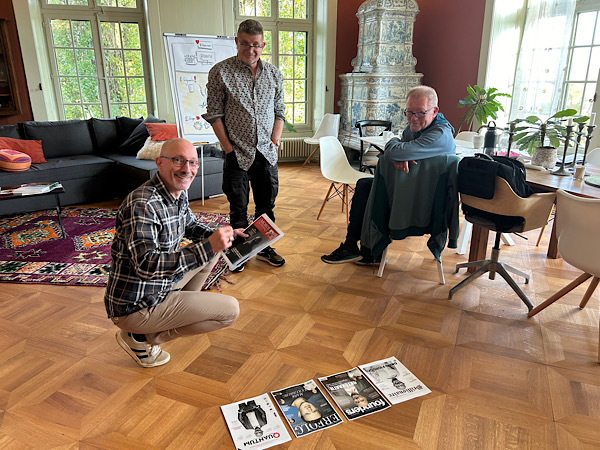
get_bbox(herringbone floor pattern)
[1,162,598,449]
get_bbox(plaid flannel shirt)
[104,174,214,318]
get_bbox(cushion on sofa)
[117,115,165,155]
[116,116,143,138]
[0,137,46,163]
[146,123,178,141]
[0,149,32,172]
[0,124,21,139]
[136,137,164,160]
[88,118,123,154]
[20,120,94,158]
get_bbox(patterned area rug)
[0,207,230,287]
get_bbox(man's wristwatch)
[271,138,280,147]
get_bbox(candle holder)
[506,121,516,155]
[566,122,586,169]
[552,123,573,176]
[581,124,596,176]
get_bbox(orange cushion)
[0,137,46,163]
[145,123,178,141]
[0,149,32,172]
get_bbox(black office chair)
[355,120,392,173]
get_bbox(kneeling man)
[104,138,245,367]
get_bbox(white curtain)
[508,0,576,119]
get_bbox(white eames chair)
[303,113,340,165]
[316,136,373,225]
[527,190,600,361]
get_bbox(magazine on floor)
[0,181,62,196]
[318,367,391,420]
[358,356,431,405]
[270,380,342,438]
[221,213,284,271]
[220,393,291,449]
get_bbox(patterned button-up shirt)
[203,56,285,171]
[104,174,215,318]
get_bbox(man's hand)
[207,226,249,253]
[394,160,417,173]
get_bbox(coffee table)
[0,183,66,238]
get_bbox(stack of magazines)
[0,181,62,196]
[220,356,430,449]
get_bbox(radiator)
[279,137,312,160]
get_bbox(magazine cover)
[220,393,291,449]
[221,213,284,270]
[358,356,431,405]
[318,367,391,420]
[271,380,342,438]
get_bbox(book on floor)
[220,393,291,449]
[270,380,342,438]
[0,181,62,196]
[221,213,284,271]
[318,367,391,420]
[358,356,431,405]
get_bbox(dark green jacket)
[360,154,460,262]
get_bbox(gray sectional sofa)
[0,116,224,216]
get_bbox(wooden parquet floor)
[1,162,599,449]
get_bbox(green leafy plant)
[456,85,512,133]
[512,109,589,155]
[284,120,297,132]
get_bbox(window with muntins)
[41,0,150,119]
[235,0,312,129]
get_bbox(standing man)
[321,85,456,264]
[203,19,286,269]
[105,138,244,368]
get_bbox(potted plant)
[512,109,589,169]
[456,85,512,134]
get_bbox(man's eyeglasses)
[238,42,264,49]
[404,107,434,119]
[160,156,200,169]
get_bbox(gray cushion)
[116,116,143,139]
[0,124,21,139]
[0,155,114,186]
[20,120,94,158]
[88,118,122,154]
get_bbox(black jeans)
[346,177,374,244]
[223,151,279,229]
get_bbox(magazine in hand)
[270,380,342,438]
[318,367,391,420]
[0,181,62,196]
[221,213,284,270]
[220,393,291,449]
[358,356,431,404]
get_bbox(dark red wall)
[335,0,486,130]
[0,2,32,125]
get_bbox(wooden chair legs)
[316,182,350,226]
[303,145,319,165]
[528,273,599,317]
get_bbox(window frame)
[561,0,600,117]
[39,0,152,120]
[235,0,313,133]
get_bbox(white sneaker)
[115,330,170,368]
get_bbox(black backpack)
[458,153,533,199]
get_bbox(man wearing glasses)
[203,19,286,270]
[105,138,244,367]
[321,85,456,264]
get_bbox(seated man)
[321,85,456,265]
[104,138,246,368]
